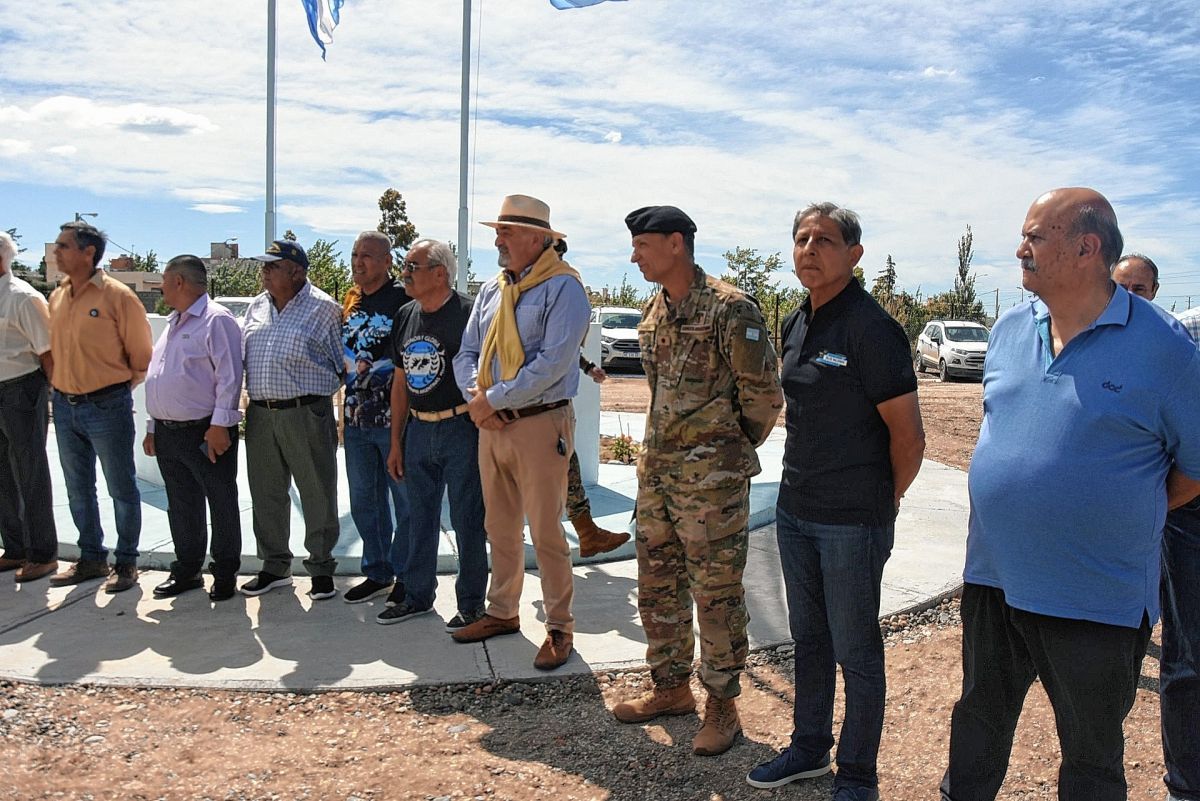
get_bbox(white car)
[213,296,257,320]
[590,306,642,367]
[915,320,989,381]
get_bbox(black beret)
[624,206,697,237]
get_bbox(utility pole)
[994,288,999,321]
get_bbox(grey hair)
[59,220,108,266]
[792,202,863,246]
[0,230,16,272]
[1114,252,1159,285]
[1070,204,1123,269]
[164,254,208,290]
[412,238,459,286]
[356,230,393,260]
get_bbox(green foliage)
[4,227,28,271]
[871,255,898,302]
[207,259,262,298]
[154,296,172,316]
[950,225,985,321]
[590,274,647,308]
[377,188,419,256]
[282,229,298,242]
[306,238,351,301]
[129,250,160,272]
[721,247,784,308]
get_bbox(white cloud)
[921,66,959,79]
[0,139,32,157]
[191,204,243,214]
[604,131,622,144]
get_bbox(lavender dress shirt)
[144,295,244,433]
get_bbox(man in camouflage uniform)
[612,206,783,757]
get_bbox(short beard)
[497,250,509,269]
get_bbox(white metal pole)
[457,0,471,292]
[266,0,278,248]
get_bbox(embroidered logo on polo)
[1102,380,1123,394]
[402,336,445,394]
[814,351,848,367]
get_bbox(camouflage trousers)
[565,450,589,521]
[634,481,750,699]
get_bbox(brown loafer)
[451,613,520,643]
[49,559,111,587]
[104,563,139,594]
[0,556,25,572]
[533,630,574,671]
[15,560,59,583]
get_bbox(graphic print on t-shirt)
[342,309,396,429]
[402,335,445,395]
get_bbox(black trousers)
[0,369,57,563]
[940,583,1150,801]
[154,422,241,579]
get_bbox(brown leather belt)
[496,398,569,423]
[410,403,470,423]
[55,381,130,405]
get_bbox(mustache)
[1021,257,1037,273]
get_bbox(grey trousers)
[244,398,339,577]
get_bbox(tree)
[592,274,647,308]
[5,227,29,271]
[129,250,160,272]
[306,238,351,301]
[448,241,475,284]
[377,188,419,256]
[207,259,261,297]
[951,225,985,321]
[871,255,898,302]
[721,247,783,307]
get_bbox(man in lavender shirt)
[142,255,244,601]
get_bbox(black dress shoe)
[153,573,203,597]
[209,576,236,601]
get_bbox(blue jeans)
[53,388,141,565]
[775,506,893,791]
[403,414,488,612]
[1163,501,1200,801]
[343,424,409,584]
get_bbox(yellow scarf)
[478,247,582,389]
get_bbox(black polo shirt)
[779,279,917,526]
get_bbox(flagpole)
[266,0,278,248]
[457,0,471,293]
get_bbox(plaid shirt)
[243,282,343,401]
[1176,306,1200,347]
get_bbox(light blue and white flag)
[302,0,344,60]
[549,0,626,9]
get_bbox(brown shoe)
[0,556,25,572]
[692,695,741,756]
[533,630,574,671]
[49,559,111,587]
[612,683,696,723]
[104,563,139,594]
[451,613,520,643]
[15,560,59,583]
[572,513,630,558]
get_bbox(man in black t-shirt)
[380,239,488,630]
[340,231,412,606]
[746,204,925,801]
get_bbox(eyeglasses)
[401,261,440,273]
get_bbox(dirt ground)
[0,375,1172,800]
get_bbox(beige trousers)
[478,404,575,633]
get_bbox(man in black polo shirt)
[382,239,488,629]
[746,203,925,801]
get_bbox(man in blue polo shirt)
[940,188,1200,801]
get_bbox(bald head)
[1030,188,1123,269]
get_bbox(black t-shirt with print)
[342,281,410,429]
[389,292,471,414]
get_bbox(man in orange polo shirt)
[47,221,153,594]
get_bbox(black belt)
[250,394,324,410]
[55,381,129,405]
[496,398,569,422]
[0,369,44,390]
[156,417,212,430]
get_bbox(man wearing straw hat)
[451,194,590,671]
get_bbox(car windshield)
[218,301,251,320]
[600,313,641,328]
[945,326,989,342]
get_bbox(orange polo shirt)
[48,270,153,394]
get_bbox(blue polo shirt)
[966,285,1200,627]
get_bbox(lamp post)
[74,212,98,223]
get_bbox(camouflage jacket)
[637,266,783,489]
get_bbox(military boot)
[692,694,741,756]
[572,512,630,558]
[612,683,696,723]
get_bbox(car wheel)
[914,352,925,374]
[939,359,951,382]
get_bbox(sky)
[3,0,1199,311]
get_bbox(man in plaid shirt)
[239,240,344,601]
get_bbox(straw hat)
[479,194,565,239]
